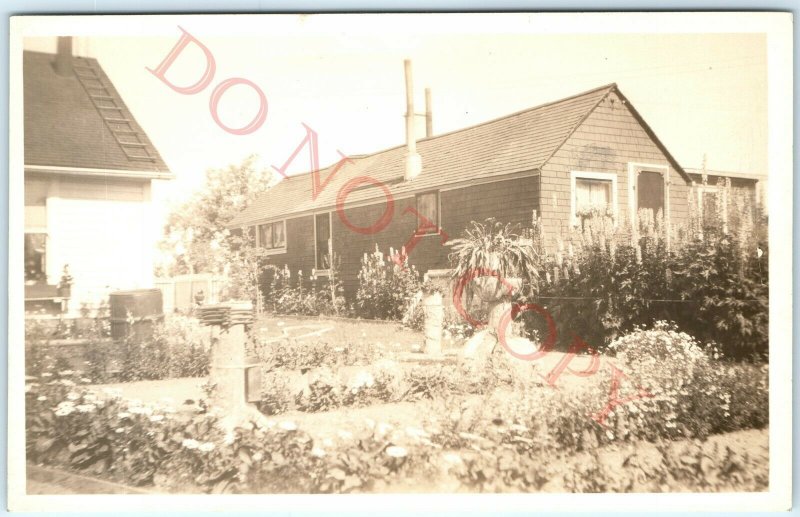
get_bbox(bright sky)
[24,27,767,217]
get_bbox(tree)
[157,155,274,276]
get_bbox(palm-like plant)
[447,219,539,302]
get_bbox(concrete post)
[203,301,267,430]
[422,291,443,355]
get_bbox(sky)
[23,25,767,217]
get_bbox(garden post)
[422,290,443,355]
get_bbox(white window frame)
[256,220,287,255]
[570,171,618,227]
[312,212,333,275]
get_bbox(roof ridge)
[283,82,618,180]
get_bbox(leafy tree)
[157,156,274,276]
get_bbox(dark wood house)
[229,83,693,297]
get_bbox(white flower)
[80,378,92,383]
[149,415,164,422]
[118,412,131,419]
[405,426,428,439]
[128,406,153,416]
[337,430,353,440]
[252,452,264,462]
[199,442,215,452]
[311,446,326,457]
[25,384,33,393]
[37,396,47,401]
[377,422,393,436]
[278,421,297,431]
[223,431,236,445]
[61,380,76,387]
[55,406,75,417]
[385,446,408,458]
[59,370,75,376]
[606,430,615,440]
[76,404,96,413]
[322,438,334,448]
[42,373,53,378]
[115,428,125,433]
[443,453,462,464]
[182,439,200,450]
[333,347,345,353]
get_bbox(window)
[257,221,286,251]
[570,171,618,225]
[637,170,665,217]
[25,233,47,283]
[697,186,724,232]
[314,213,332,270]
[415,192,439,234]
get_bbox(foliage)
[266,261,347,317]
[355,245,422,320]
[524,185,768,357]
[27,316,210,383]
[447,219,539,281]
[256,337,378,372]
[223,228,271,306]
[157,155,274,277]
[26,377,433,494]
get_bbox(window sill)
[264,247,287,256]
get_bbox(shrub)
[88,315,210,383]
[355,245,421,320]
[524,189,768,358]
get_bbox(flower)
[199,442,215,452]
[376,422,393,436]
[118,412,131,419]
[385,446,408,458]
[55,406,75,417]
[278,421,297,431]
[182,439,200,450]
[115,428,125,433]
[443,453,462,464]
[311,447,326,457]
[76,404,96,413]
[128,406,153,416]
[405,426,429,439]
[60,380,76,387]
[337,430,353,440]
[59,370,75,376]
[37,396,47,401]
[149,415,164,422]
[252,452,264,462]
[42,373,53,378]
[80,378,92,383]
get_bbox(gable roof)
[230,83,689,227]
[24,50,172,178]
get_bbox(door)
[637,171,665,218]
[315,213,331,270]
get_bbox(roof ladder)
[72,58,158,163]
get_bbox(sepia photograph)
[7,12,793,512]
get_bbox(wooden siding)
[262,175,540,299]
[539,91,690,248]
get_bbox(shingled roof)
[24,50,171,178]
[230,83,687,227]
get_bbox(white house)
[24,37,173,313]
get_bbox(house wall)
[539,91,690,249]
[261,174,540,299]
[25,173,156,308]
